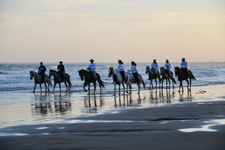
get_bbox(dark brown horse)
[174,67,196,93]
[146,66,161,88]
[78,69,104,94]
[49,70,73,92]
[160,67,176,88]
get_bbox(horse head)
[108,67,114,77]
[78,70,84,81]
[30,71,33,80]
[145,66,150,74]
[49,69,54,78]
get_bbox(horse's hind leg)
[64,82,68,92]
[40,84,42,92]
[138,83,140,94]
[88,84,90,95]
[59,83,61,92]
[94,82,96,94]
[44,82,47,91]
[53,83,56,93]
[186,79,190,92]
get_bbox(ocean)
[0,62,225,128]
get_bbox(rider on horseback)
[181,58,188,79]
[118,60,126,82]
[38,62,46,83]
[151,59,160,76]
[57,61,67,80]
[131,61,139,83]
[87,59,96,81]
[164,59,172,79]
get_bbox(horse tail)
[97,74,105,89]
[189,71,196,80]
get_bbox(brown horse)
[78,69,104,94]
[30,71,52,92]
[49,70,73,92]
[146,66,161,89]
[160,67,176,88]
[174,67,196,93]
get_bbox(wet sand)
[0,85,225,150]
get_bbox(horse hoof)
[85,90,88,92]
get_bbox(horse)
[30,71,52,92]
[160,67,176,88]
[145,66,161,88]
[78,69,104,94]
[127,71,146,94]
[108,67,132,96]
[174,67,196,93]
[49,70,73,92]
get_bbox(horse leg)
[40,84,42,92]
[114,83,116,96]
[59,83,61,92]
[53,83,56,93]
[33,84,36,93]
[122,82,125,95]
[138,83,140,94]
[64,82,68,92]
[88,83,90,95]
[178,81,182,93]
[189,78,192,92]
[119,84,121,95]
[44,82,47,91]
[94,82,96,94]
[155,79,157,88]
[186,79,190,92]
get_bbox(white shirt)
[180,61,188,68]
[88,63,96,71]
[118,64,124,72]
[151,63,159,72]
[164,62,171,70]
[131,65,137,73]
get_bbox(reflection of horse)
[108,67,132,96]
[174,67,196,93]
[83,94,104,113]
[127,72,146,94]
[30,71,52,92]
[146,66,161,88]
[49,70,73,92]
[78,69,104,94]
[160,67,176,88]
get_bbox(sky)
[0,0,225,63]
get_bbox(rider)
[57,61,66,79]
[118,60,126,82]
[38,62,46,83]
[87,59,96,81]
[164,59,172,79]
[180,58,188,79]
[131,61,139,83]
[151,59,159,76]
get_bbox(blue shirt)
[151,63,159,72]
[38,65,46,73]
[181,61,188,68]
[164,62,171,70]
[88,63,96,71]
[131,65,137,73]
[118,64,124,72]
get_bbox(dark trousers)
[59,71,66,79]
[133,73,139,83]
[120,71,126,82]
[39,72,45,82]
[181,68,188,79]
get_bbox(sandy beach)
[0,84,225,150]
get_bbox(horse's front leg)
[178,81,182,93]
[114,83,116,96]
[44,82,47,91]
[53,83,56,93]
[33,84,36,93]
[186,79,190,92]
[119,84,121,95]
[155,79,157,88]
[137,83,140,94]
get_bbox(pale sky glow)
[0,0,225,63]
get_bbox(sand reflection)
[31,93,72,116]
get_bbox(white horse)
[30,71,52,92]
[108,67,132,96]
[127,71,146,94]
